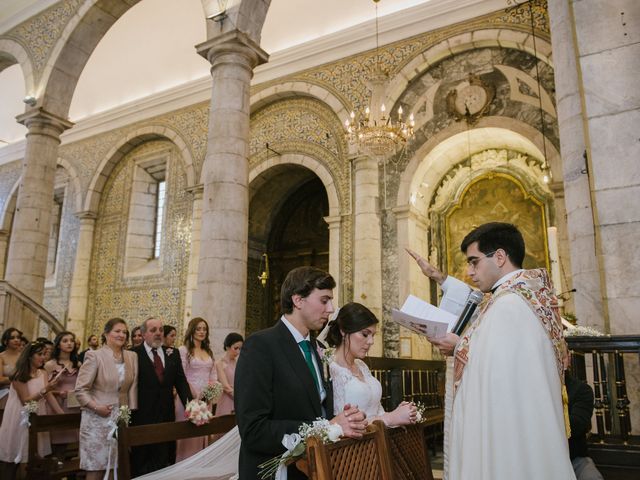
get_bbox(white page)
[391,294,458,338]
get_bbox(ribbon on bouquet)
[103,410,120,480]
[13,408,33,463]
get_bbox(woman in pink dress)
[175,317,218,461]
[44,331,82,455]
[0,327,23,412]
[214,333,243,416]
[0,341,64,478]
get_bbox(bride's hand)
[386,401,417,427]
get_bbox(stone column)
[5,108,73,303]
[547,0,605,329]
[352,155,383,357]
[183,184,203,330]
[193,32,268,345]
[66,211,96,340]
[323,215,342,304]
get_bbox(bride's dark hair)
[326,302,379,348]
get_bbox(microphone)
[451,290,484,336]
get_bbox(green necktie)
[299,340,320,391]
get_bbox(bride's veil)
[133,427,241,480]
[317,307,340,345]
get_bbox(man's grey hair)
[140,317,162,334]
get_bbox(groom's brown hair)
[280,266,335,314]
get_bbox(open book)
[391,294,458,338]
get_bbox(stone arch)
[395,120,561,313]
[250,81,350,125]
[397,117,560,212]
[56,158,83,214]
[0,179,20,232]
[84,125,196,214]
[35,0,272,118]
[384,28,553,113]
[0,39,36,96]
[249,154,340,218]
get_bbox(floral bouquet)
[258,418,343,479]
[185,399,213,426]
[19,400,39,427]
[201,381,223,403]
[115,405,132,426]
[414,401,428,423]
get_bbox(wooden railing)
[566,335,640,473]
[365,357,446,452]
[0,280,63,339]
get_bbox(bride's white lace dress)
[134,359,387,479]
[329,358,385,420]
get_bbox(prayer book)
[391,294,457,338]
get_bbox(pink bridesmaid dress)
[214,359,236,416]
[0,370,51,463]
[175,346,217,461]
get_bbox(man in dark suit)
[566,371,604,480]
[235,266,367,480]
[130,317,192,476]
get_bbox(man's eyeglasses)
[466,251,497,268]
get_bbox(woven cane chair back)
[306,422,393,480]
[383,421,434,480]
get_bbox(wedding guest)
[36,337,54,363]
[0,328,22,410]
[44,331,82,455]
[175,317,217,461]
[0,341,64,478]
[326,303,417,426]
[78,334,99,362]
[163,325,177,349]
[130,326,143,349]
[215,333,243,417]
[75,318,138,480]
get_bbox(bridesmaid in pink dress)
[44,331,82,455]
[215,333,243,416]
[0,341,64,478]
[175,317,218,461]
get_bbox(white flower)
[326,423,343,442]
[415,411,423,423]
[282,433,302,451]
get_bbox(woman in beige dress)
[75,318,138,480]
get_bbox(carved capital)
[16,107,74,140]
[196,30,268,71]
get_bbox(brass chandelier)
[345,0,415,158]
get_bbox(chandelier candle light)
[345,0,415,158]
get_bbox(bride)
[136,302,415,479]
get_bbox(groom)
[235,266,367,479]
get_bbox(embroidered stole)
[452,269,571,436]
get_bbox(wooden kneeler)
[303,421,394,480]
[379,420,435,480]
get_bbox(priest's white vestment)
[443,271,576,480]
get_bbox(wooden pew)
[26,412,81,479]
[381,421,435,480]
[117,414,236,480]
[302,421,394,480]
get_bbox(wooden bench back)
[117,414,236,479]
[27,412,82,479]
[305,421,394,480]
[383,422,434,480]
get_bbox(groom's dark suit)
[235,320,334,480]
[130,344,192,476]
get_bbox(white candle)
[547,226,562,302]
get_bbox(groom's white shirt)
[281,315,326,403]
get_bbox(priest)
[409,222,576,480]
